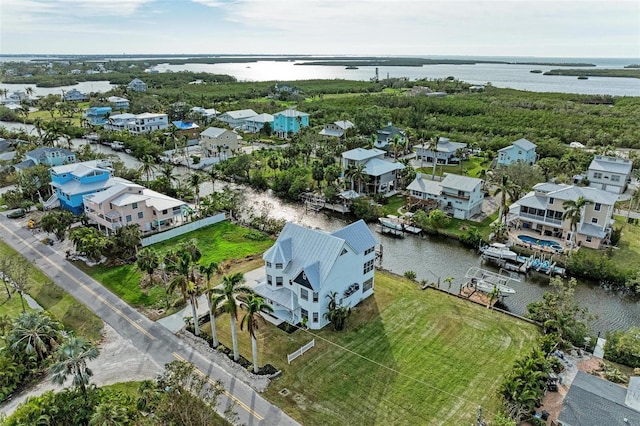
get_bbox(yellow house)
[200,127,242,159]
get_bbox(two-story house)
[497,138,537,166]
[319,120,354,138]
[217,109,257,129]
[104,113,168,134]
[509,183,618,249]
[190,107,219,122]
[375,122,406,150]
[63,89,88,102]
[127,78,147,92]
[107,96,130,110]
[83,181,187,233]
[407,173,484,219]
[254,220,377,329]
[15,147,76,171]
[414,137,468,165]
[49,160,118,214]
[341,148,405,195]
[84,106,112,126]
[272,108,310,138]
[200,127,242,159]
[172,121,200,145]
[243,113,274,133]
[587,155,633,194]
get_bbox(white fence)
[287,339,315,364]
[141,213,226,247]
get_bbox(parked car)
[7,209,26,219]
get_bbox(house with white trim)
[107,96,129,110]
[254,220,377,329]
[63,89,88,102]
[319,120,354,138]
[217,109,257,129]
[341,148,405,195]
[243,113,274,133]
[375,122,406,149]
[272,108,310,138]
[104,112,168,134]
[127,78,147,92]
[497,138,537,166]
[200,127,242,159]
[508,183,618,249]
[407,173,484,219]
[414,137,467,165]
[586,155,632,195]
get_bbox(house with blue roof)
[254,220,377,329]
[497,138,537,166]
[49,160,118,214]
[407,173,484,220]
[84,106,112,126]
[341,147,405,195]
[272,108,309,138]
[63,88,88,102]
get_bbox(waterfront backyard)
[205,271,541,425]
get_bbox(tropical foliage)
[604,326,640,368]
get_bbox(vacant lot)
[207,271,540,425]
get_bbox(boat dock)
[480,247,566,277]
[378,215,422,237]
[300,193,351,214]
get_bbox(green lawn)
[417,156,488,178]
[610,217,640,270]
[206,271,540,425]
[0,241,103,341]
[379,194,406,216]
[77,221,274,310]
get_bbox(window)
[591,218,598,224]
[313,292,318,302]
[363,259,375,274]
[313,312,318,323]
[126,215,132,222]
[276,276,283,287]
[132,202,138,209]
[594,203,601,211]
[549,198,554,205]
[611,175,620,182]
[137,212,143,219]
[586,236,592,242]
[267,275,272,285]
[301,288,308,301]
[593,172,602,179]
[340,248,347,256]
[162,209,168,214]
[301,309,308,321]
[363,278,373,292]
[275,263,283,269]
[109,203,113,209]
[365,247,375,256]
[266,262,272,268]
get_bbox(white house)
[341,148,405,195]
[407,173,484,219]
[127,78,147,92]
[107,96,129,110]
[63,89,88,102]
[319,120,354,138]
[243,113,274,133]
[254,220,377,329]
[375,122,406,149]
[587,155,633,194]
[104,112,168,134]
[217,109,257,129]
[190,107,219,122]
[414,137,468,165]
[497,138,537,166]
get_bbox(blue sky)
[1,0,639,58]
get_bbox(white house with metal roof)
[414,137,468,165]
[341,148,405,195]
[496,138,537,166]
[217,109,258,129]
[243,113,274,133]
[319,120,354,138]
[127,78,147,92]
[587,155,633,194]
[508,182,618,249]
[407,173,484,219]
[254,220,377,329]
[103,112,168,134]
[107,96,130,110]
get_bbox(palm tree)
[167,250,202,336]
[346,163,367,194]
[211,272,253,361]
[426,137,438,179]
[8,311,61,362]
[240,294,273,373]
[200,262,221,347]
[494,174,516,224]
[562,196,593,253]
[159,163,177,189]
[50,335,99,397]
[139,155,157,183]
[136,247,159,289]
[189,172,203,212]
[444,276,454,296]
[89,402,129,426]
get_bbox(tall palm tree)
[494,174,516,224]
[200,262,221,347]
[8,311,61,362]
[426,137,438,180]
[159,163,177,189]
[50,335,99,397]
[189,172,203,212]
[346,163,367,194]
[240,294,273,373]
[211,272,253,361]
[166,250,201,335]
[136,247,159,289]
[562,196,593,253]
[139,155,157,183]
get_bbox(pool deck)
[508,229,570,255]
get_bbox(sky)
[1,0,639,58]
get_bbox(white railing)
[43,194,60,210]
[140,213,226,247]
[287,339,315,365]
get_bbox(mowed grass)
[206,271,540,425]
[78,221,274,309]
[0,241,103,341]
[610,217,640,270]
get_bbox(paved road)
[0,215,298,426]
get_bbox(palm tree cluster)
[323,291,352,331]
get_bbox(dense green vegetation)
[604,326,640,368]
[201,271,540,425]
[544,68,640,79]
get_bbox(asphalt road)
[0,215,298,426]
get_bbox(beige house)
[83,181,187,233]
[200,127,242,159]
[509,183,618,249]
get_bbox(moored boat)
[479,242,518,262]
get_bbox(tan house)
[83,181,187,233]
[200,127,242,159]
[509,183,618,249]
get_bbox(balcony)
[519,212,562,225]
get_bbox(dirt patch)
[0,322,161,417]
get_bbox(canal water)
[1,121,638,334]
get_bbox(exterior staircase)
[43,194,60,210]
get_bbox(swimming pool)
[518,235,563,251]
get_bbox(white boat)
[480,242,518,262]
[465,266,517,296]
[110,141,125,151]
[378,216,422,235]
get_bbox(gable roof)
[274,109,309,118]
[559,371,640,426]
[363,157,405,176]
[440,174,482,192]
[330,220,376,254]
[513,138,537,151]
[220,109,257,120]
[589,156,633,175]
[201,127,235,138]
[407,176,443,195]
[26,147,75,160]
[342,147,386,161]
[245,113,274,123]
